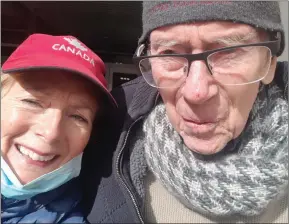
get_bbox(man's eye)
[21,99,42,107]
[159,49,177,55]
[71,114,88,123]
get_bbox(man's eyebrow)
[150,32,261,48]
[150,39,181,47]
[213,32,259,46]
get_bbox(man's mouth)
[182,117,216,125]
[183,118,213,124]
[16,144,56,162]
[181,117,217,134]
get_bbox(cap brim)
[2,55,117,108]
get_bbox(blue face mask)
[1,153,83,200]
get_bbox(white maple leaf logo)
[63,37,88,51]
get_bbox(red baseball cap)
[2,33,117,107]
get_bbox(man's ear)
[261,56,277,85]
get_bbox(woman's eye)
[21,99,42,107]
[71,114,88,123]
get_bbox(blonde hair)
[1,72,19,99]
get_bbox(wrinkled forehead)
[149,21,265,45]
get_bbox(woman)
[1,33,116,223]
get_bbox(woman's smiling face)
[1,71,99,184]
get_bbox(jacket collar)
[2,178,80,215]
[274,61,288,99]
[127,77,159,121]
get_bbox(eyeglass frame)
[133,32,281,86]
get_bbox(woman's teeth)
[17,145,55,162]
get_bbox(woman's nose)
[182,60,217,104]
[33,109,63,144]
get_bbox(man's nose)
[33,109,63,144]
[182,60,217,104]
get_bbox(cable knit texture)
[144,172,288,223]
[143,83,288,217]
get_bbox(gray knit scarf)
[143,84,288,217]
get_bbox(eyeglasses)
[133,33,281,88]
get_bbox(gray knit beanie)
[139,1,285,56]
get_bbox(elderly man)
[81,1,288,223]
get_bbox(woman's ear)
[261,57,277,85]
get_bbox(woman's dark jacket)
[1,178,86,223]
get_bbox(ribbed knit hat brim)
[139,1,285,56]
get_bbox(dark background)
[1,1,143,64]
[2,1,287,89]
